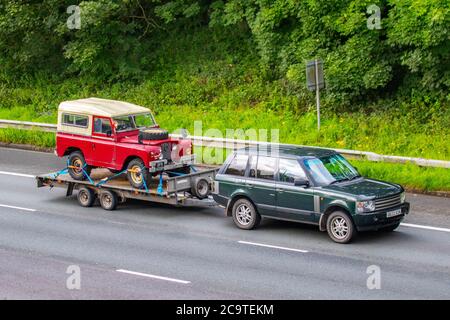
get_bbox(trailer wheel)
[77,186,95,207]
[191,178,210,199]
[99,190,118,211]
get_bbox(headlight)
[356,200,375,213]
[149,150,161,158]
[400,192,406,204]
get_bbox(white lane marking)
[116,269,191,284]
[238,240,308,253]
[400,223,450,233]
[0,171,35,178]
[0,204,36,212]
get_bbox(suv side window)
[93,117,112,135]
[278,158,307,183]
[225,154,249,176]
[248,156,257,178]
[257,156,276,180]
[62,113,88,127]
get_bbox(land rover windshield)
[113,113,156,132]
[303,153,360,186]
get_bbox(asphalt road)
[0,147,449,299]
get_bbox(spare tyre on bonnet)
[138,128,169,142]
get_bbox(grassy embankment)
[0,29,448,192]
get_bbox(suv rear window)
[225,154,249,176]
[62,114,88,127]
[257,156,276,180]
[278,158,307,183]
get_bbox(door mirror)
[294,178,309,187]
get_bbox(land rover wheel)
[77,186,95,207]
[99,190,118,211]
[68,151,91,181]
[127,158,150,189]
[232,198,261,230]
[326,211,355,244]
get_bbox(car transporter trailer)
[36,165,218,210]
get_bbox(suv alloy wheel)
[326,211,356,243]
[232,198,261,230]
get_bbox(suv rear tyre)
[68,151,92,181]
[326,211,355,244]
[127,158,150,189]
[232,198,261,230]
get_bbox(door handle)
[91,143,95,150]
[276,189,284,193]
[269,193,275,197]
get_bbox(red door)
[91,116,116,169]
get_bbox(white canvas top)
[58,97,150,117]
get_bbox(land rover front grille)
[375,194,402,210]
[161,142,172,161]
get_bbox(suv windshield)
[113,113,156,132]
[303,154,360,186]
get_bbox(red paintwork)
[56,116,192,171]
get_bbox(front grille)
[161,142,172,161]
[375,194,401,210]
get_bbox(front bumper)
[353,202,410,231]
[148,154,196,173]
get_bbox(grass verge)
[0,133,448,193]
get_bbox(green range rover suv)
[212,146,410,243]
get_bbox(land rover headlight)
[356,200,375,213]
[400,192,406,204]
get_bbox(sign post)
[306,59,324,131]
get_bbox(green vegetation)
[353,160,450,193]
[0,0,448,192]
[0,128,55,148]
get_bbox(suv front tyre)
[326,211,356,244]
[232,198,261,230]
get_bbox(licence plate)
[154,161,165,168]
[386,208,402,218]
[149,160,167,172]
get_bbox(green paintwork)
[212,146,410,231]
